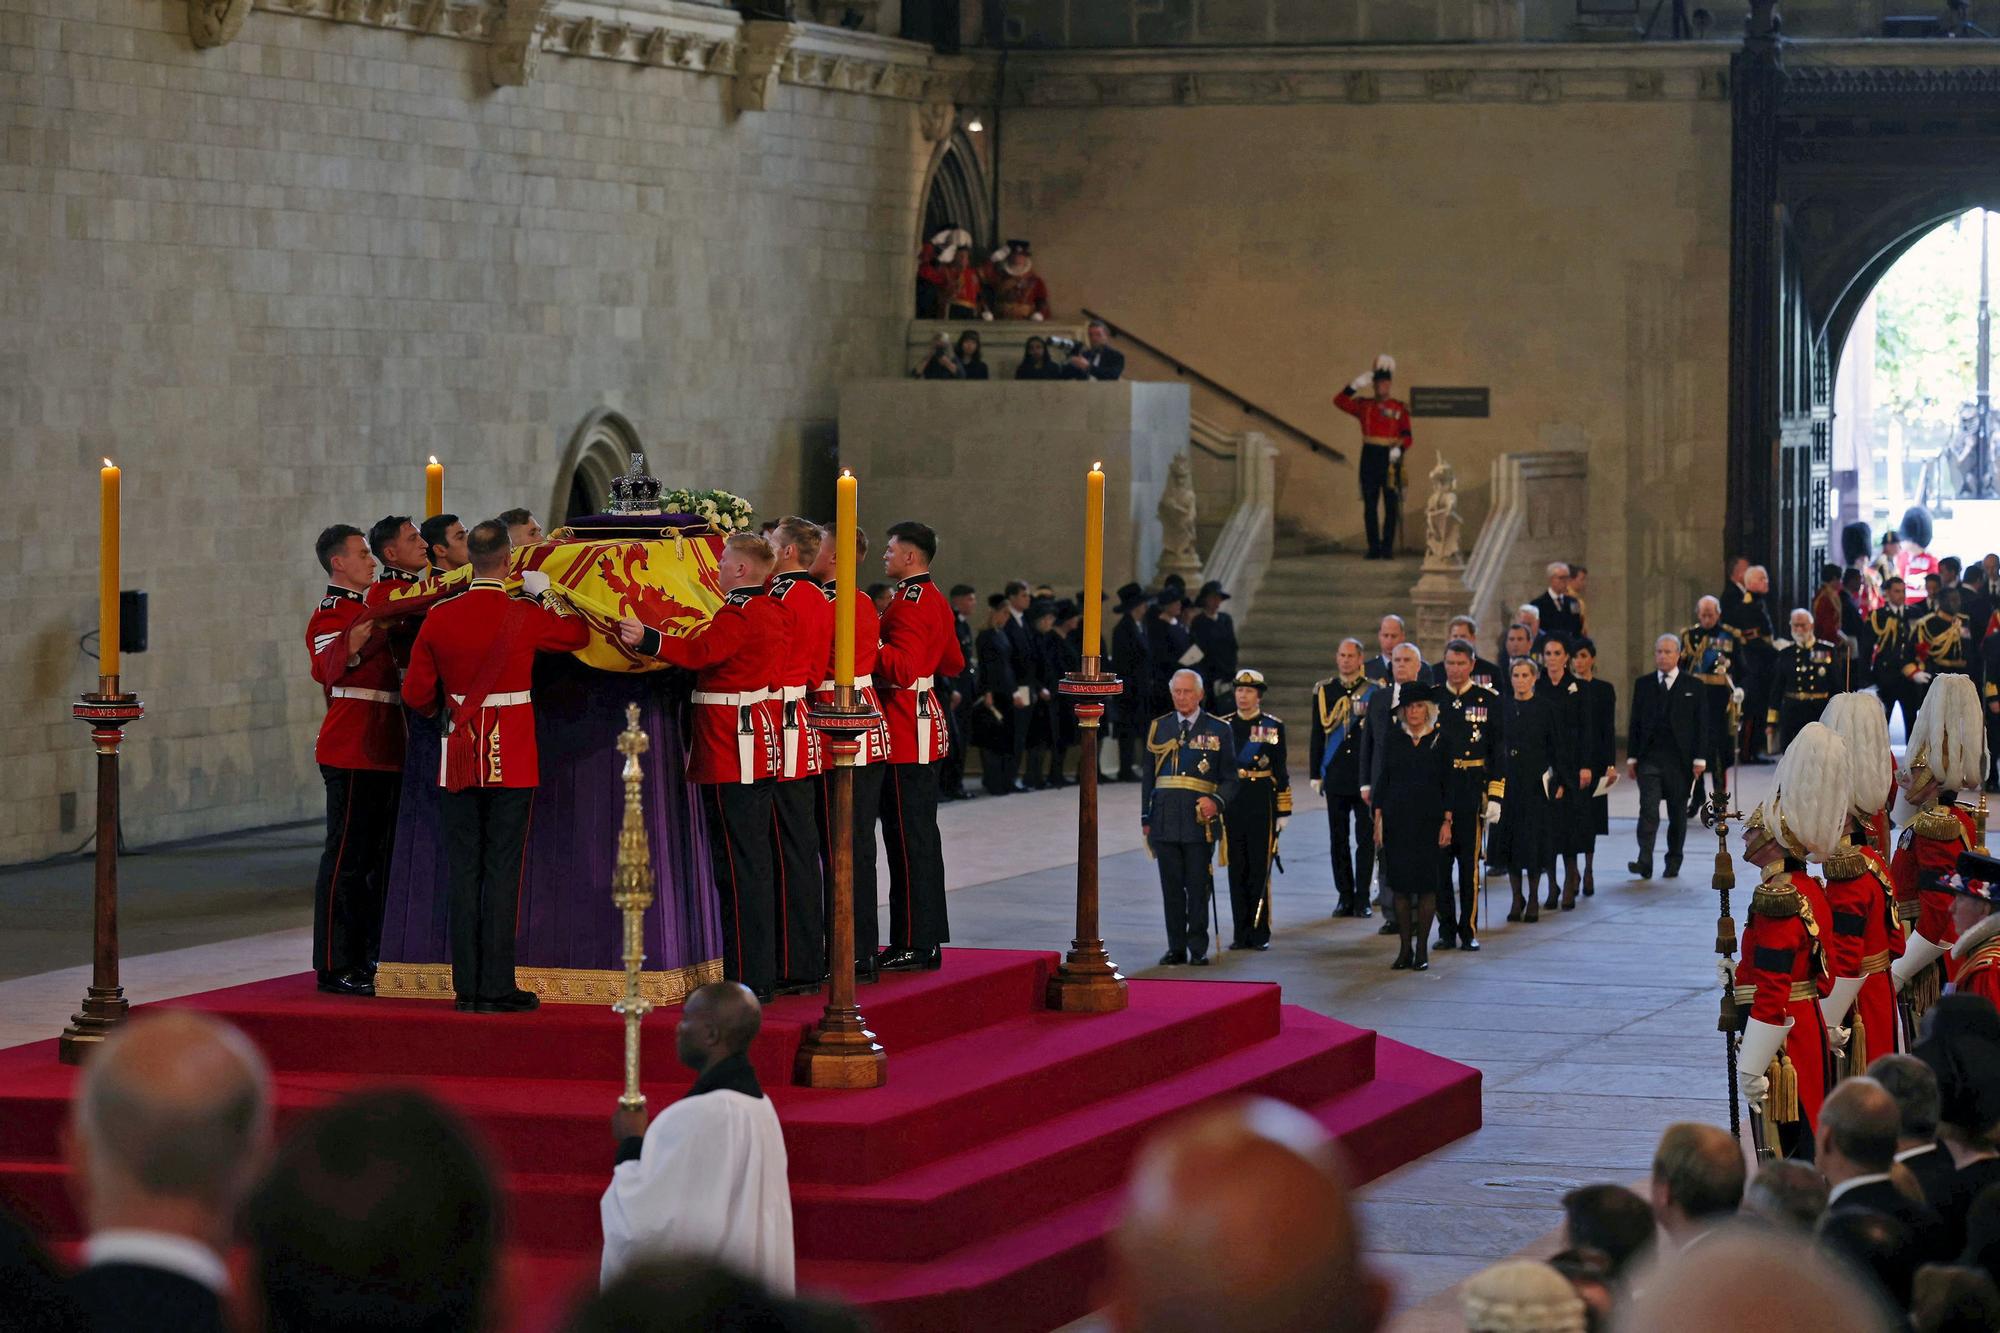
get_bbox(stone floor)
[0,762,1777,1326]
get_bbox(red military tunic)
[365,568,428,670]
[770,571,834,780]
[638,587,787,786]
[1893,802,1978,952]
[1332,387,1414,450]
[877,573,964,765]
[1954,919,2000,1010]
[307,584,405,772]
[399,580,589,791]
[1823,839,1904,1068]
[1736,865,1835,1131]
[810,586,891,766]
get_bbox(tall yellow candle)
[1081,462,1105,657]
[425,455,444,518]
[834,469,857,688]
[99,459,120,681]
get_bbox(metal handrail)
[1080,308,1347,464]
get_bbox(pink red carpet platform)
[0,949,1480,1332]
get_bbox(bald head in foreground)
[1622,1223,1898,1333]
[66,1011,272,1333]
[1105,1098,1389,1333]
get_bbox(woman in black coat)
[1538,635,1594,912]
[1372,683,1452,971]
[955,330,990,380]
[1498,657,1560,922]
[1015,336,1066,380]
[1572,637,1617,898]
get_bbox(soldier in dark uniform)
[1190,580,1239,706]
[1435,638,1501,951]
[1447,616,1502,693]
[1680,595,1741,814]
[1309,637,1374,918]
[1766,607,1849,753]
[973,594,1018,796]
[1109,583,1152,781]
[1724,560,1777,762]
[1140,669,1240,966]
[1868,575,1917,736]
[1908,586,1976,690]
[1222,670,1291,952]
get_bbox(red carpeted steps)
[0,948,1480,1333]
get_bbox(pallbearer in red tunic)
[1732,723,1845,1157]
[1945,851,2000,1011]
[306,524,408,997]
[809,525,894,976]
[619,533,789,998]
[1820,693,1904,1071]
[766,518,834,994]
[1890,675,1989,1018]
[874,521,966,972]
[401,520,589,1013]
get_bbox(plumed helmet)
[1768,722,1851,863]
[1903,674,1989,793]
[1821,693,1893,819]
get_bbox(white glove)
[1743,1072,1770,1108]
[1389,446,1404,465]
[1030,312,1044,322]
[1348,372,1372,395]
[1716,958,1736,990]
[1359,786,1372,804]
[1893,934,1948,992]
[1731,687,1746,707]
[1826,1024,1851,1055]
[1310,779,1323,797]
[1821,975,1865,1028]
[520,570,552,597]
[1737,1016,1794,1108]
[1276,817,1289,833]
[1374,353,1396,375]
[980,310,993,321]
[990,248,1009,265]
[1486,801,1502,824]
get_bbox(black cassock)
[1374,725,1448,899]
[1496,692,1558,874]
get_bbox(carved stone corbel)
[736,21,799,113]
[188,0,251,48]
[918,94,954,141]
[488,0,559,88]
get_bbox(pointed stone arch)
[919,129,992,254]
[553,408,645,522]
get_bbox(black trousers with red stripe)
[771,778,826,984]
[817,762,887,961]
[881,761,948,950]
[701,780,776,994]
[439,786,533,1001]
[313,765,401,983]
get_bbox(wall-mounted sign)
[1410,387,1490,418]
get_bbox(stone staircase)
[1234,549,1419,723]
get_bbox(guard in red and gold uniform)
[1946,850,2000,1010]
[1730,723,1845,1158]
[620,533,789,998]
[810,526,893,976]
[1890,675,1988,1018]
[767,519,833,994]
[1820,692,1904,1071]
[1333,354,1413,560]
[307,525,408,997]
[874,521,966,971]
[363,514,434,667]
[402,521,589,1013]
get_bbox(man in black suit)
[975,594,1020,796]
[1530,561,1584,639]
[65,1012,272,1333]
[1626,633,1709,880]
[1867,1053,1956,1214]
[1062,319,1125,381]
[1819,1076,1949,1262]
[938,583,978,800]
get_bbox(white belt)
[692,688,772,706]
[815,674,874,691]
[331,687,397,704]
[779,684,808,776]
[693,688,770,783]
[450,691,531,707]
[910,673,937,758]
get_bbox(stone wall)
[992,42,1733,699]
[0,0,948,862]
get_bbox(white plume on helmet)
[1820,692,1893,818]
[1769,722,1850,863]
[1902,674,1988,793]
[1374,353,1396,376]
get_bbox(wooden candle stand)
[1046,659,1128,1013]
[60,677,144,1064]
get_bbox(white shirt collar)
[1175,708,1202,727]
[1895,1143,1939,1163]
[1827,1172,1893,1205]
[84,1230,229,1294]
[1660,667,1678,687]
[1548,588,1565,605]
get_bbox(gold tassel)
[1909,961,1942,1023]
[1847,1011,1868,1079]
[1768,1051,1800,1125]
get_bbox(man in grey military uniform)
[1141,669,1242,966]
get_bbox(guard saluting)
[1435,638,1502,951]
[1222,670,1290,952]
[619,533,788,998]
[306,525,408,997]
[1142,669,1241,965]
[402,520,589,1013]
[875,521,965,972]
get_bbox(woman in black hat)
[1190,580,1239,706]
[1109,583,1152,781]
[1372,681,1450,971]
[1499,657,1561,922]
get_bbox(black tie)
[1180,720,1192,748]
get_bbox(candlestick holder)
[795,690,887,1088]
[610,704,654,1111]
[60,676,145,1064]
[1047,657,1128,1013]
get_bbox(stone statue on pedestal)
[1412,452,1475,655]
[1154,452,1203,586]
[1423,455,1464,571]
